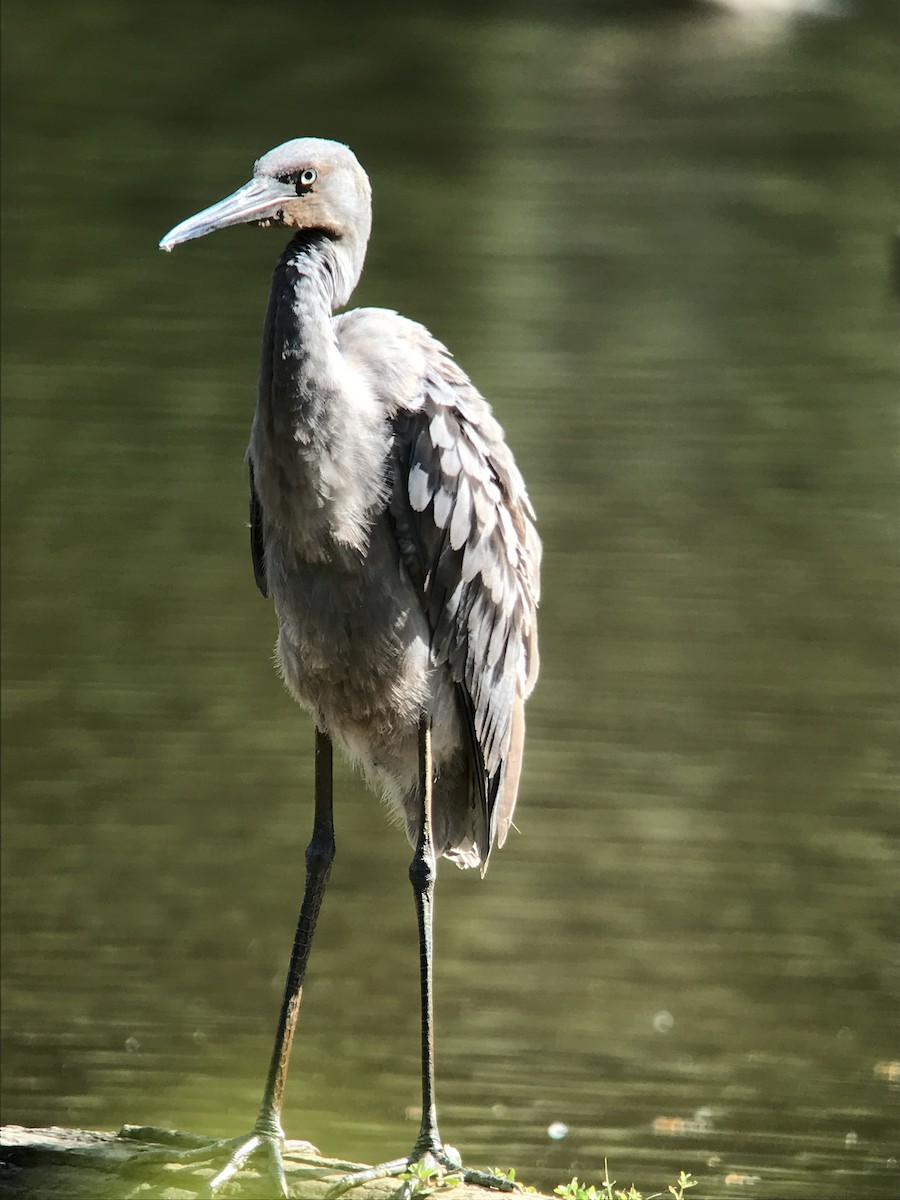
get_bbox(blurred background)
[2,1,898,1197]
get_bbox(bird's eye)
[296,168,318,193]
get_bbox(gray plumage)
[158,136,540,1197]
[163,138,540,872]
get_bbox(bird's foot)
[204,1128,292,1197]
[324,1144,518,1200]
[120,1122,321,1198]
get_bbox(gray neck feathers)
[259,232,357,442]
[251,230,383,557]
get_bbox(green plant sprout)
[399,1159,542,1198]
[486,1166,537,1192]
[399,1157,698,1200]
[554,1162,697,1200]
[399,1155,464,1198]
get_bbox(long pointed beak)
[159,176,294,252]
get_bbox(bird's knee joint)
[306,836,335,876]
[409,849,436,893]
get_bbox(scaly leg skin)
[131,730,336,1198]
[324,719,516,1200]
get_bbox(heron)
[158,137,541,1198]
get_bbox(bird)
[158,137,541,1199]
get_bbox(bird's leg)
[205,726,337,1197]
[132,730,335,1197]
[324,718,515,1200]
[405,718,511,1190]
[410,711,441,1158]
[255,729,336,1135]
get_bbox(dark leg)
[206,727,336,1197]
[407,720,503,1193]
[409,714,441,1156]
[257,727,336,1134]
[325,717,514,1199]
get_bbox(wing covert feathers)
[388,338,541,870]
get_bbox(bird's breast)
[267,517,434,733]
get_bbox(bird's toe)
[120,1124,320,1198]
[323,1146,518,1199]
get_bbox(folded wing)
[387,336,541,869]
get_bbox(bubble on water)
[844,1131,858,1148]
[547,1121,569,1141]
[652,1009,674,1033]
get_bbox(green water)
[2,3,898,1197]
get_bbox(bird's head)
[159,137,372,254]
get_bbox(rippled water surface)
[2,3,898,1198]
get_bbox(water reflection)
[2,3,898,1199]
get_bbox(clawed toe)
[121,1124,320,1198]
[324,1155,410,1198]
[207,1131,281,1195]
[324,1146,518,1199]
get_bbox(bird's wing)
[337,309,541,867]
[248,456,268,598]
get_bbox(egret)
[159,137,541,1198]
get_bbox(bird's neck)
[258,232,354,441]
[252,230,383,556]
